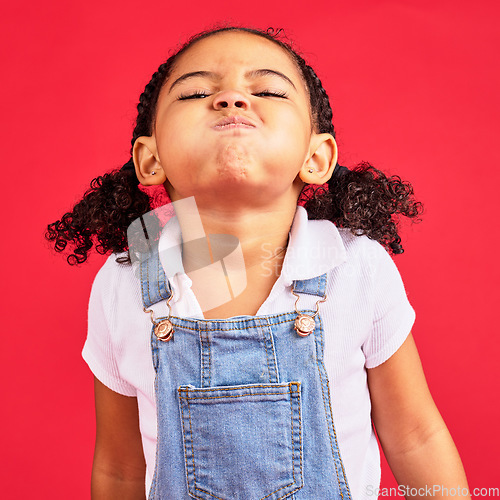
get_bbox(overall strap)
[291,273,327,299]
[139,241,172,309]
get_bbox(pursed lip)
[211,115,256,130]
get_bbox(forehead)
[167,31,304,88]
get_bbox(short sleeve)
[362,244,416,369]
[82,257,137,396]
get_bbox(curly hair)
[46,25,423,265]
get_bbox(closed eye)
[178,91,210,100]
[254,90,288,98]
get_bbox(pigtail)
[45,164,151,265]
[46,56,175,265]
[303,163,423,254]
[292,55,424,254]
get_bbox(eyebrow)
[168,68,297,93]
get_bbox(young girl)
[46,26,470,500]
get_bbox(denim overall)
[140,243,352,500]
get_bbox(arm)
[92,377,146,500]
[367,333,470,499]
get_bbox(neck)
[174,197,295,280]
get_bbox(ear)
[132,136,167,186]
[299,133,338,184]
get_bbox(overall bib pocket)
[178,381,303,500]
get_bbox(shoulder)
[326,225,411,301]
[90,251,139,300]
[334,226,393,274]
[88,251,144,330]
[336,226,385,254]
[94,251,135,278]
[303,217,394,281]
[332,227,413,308]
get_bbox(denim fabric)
[140,243,352,500]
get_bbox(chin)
[216,164,249,181]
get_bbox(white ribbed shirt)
[83,205,416,499]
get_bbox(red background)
[2,0,499,497]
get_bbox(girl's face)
[146,31,323,207]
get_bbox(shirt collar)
[158,214,185,279]
[158,205,347,285]
[280,205,347,286]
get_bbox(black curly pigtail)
[293,57,423,254]
[45,60,176,264]
[45,167,151,265]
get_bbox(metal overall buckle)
[143,293,174,342]
[291,290,327,337]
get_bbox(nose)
[213,90,250,110]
